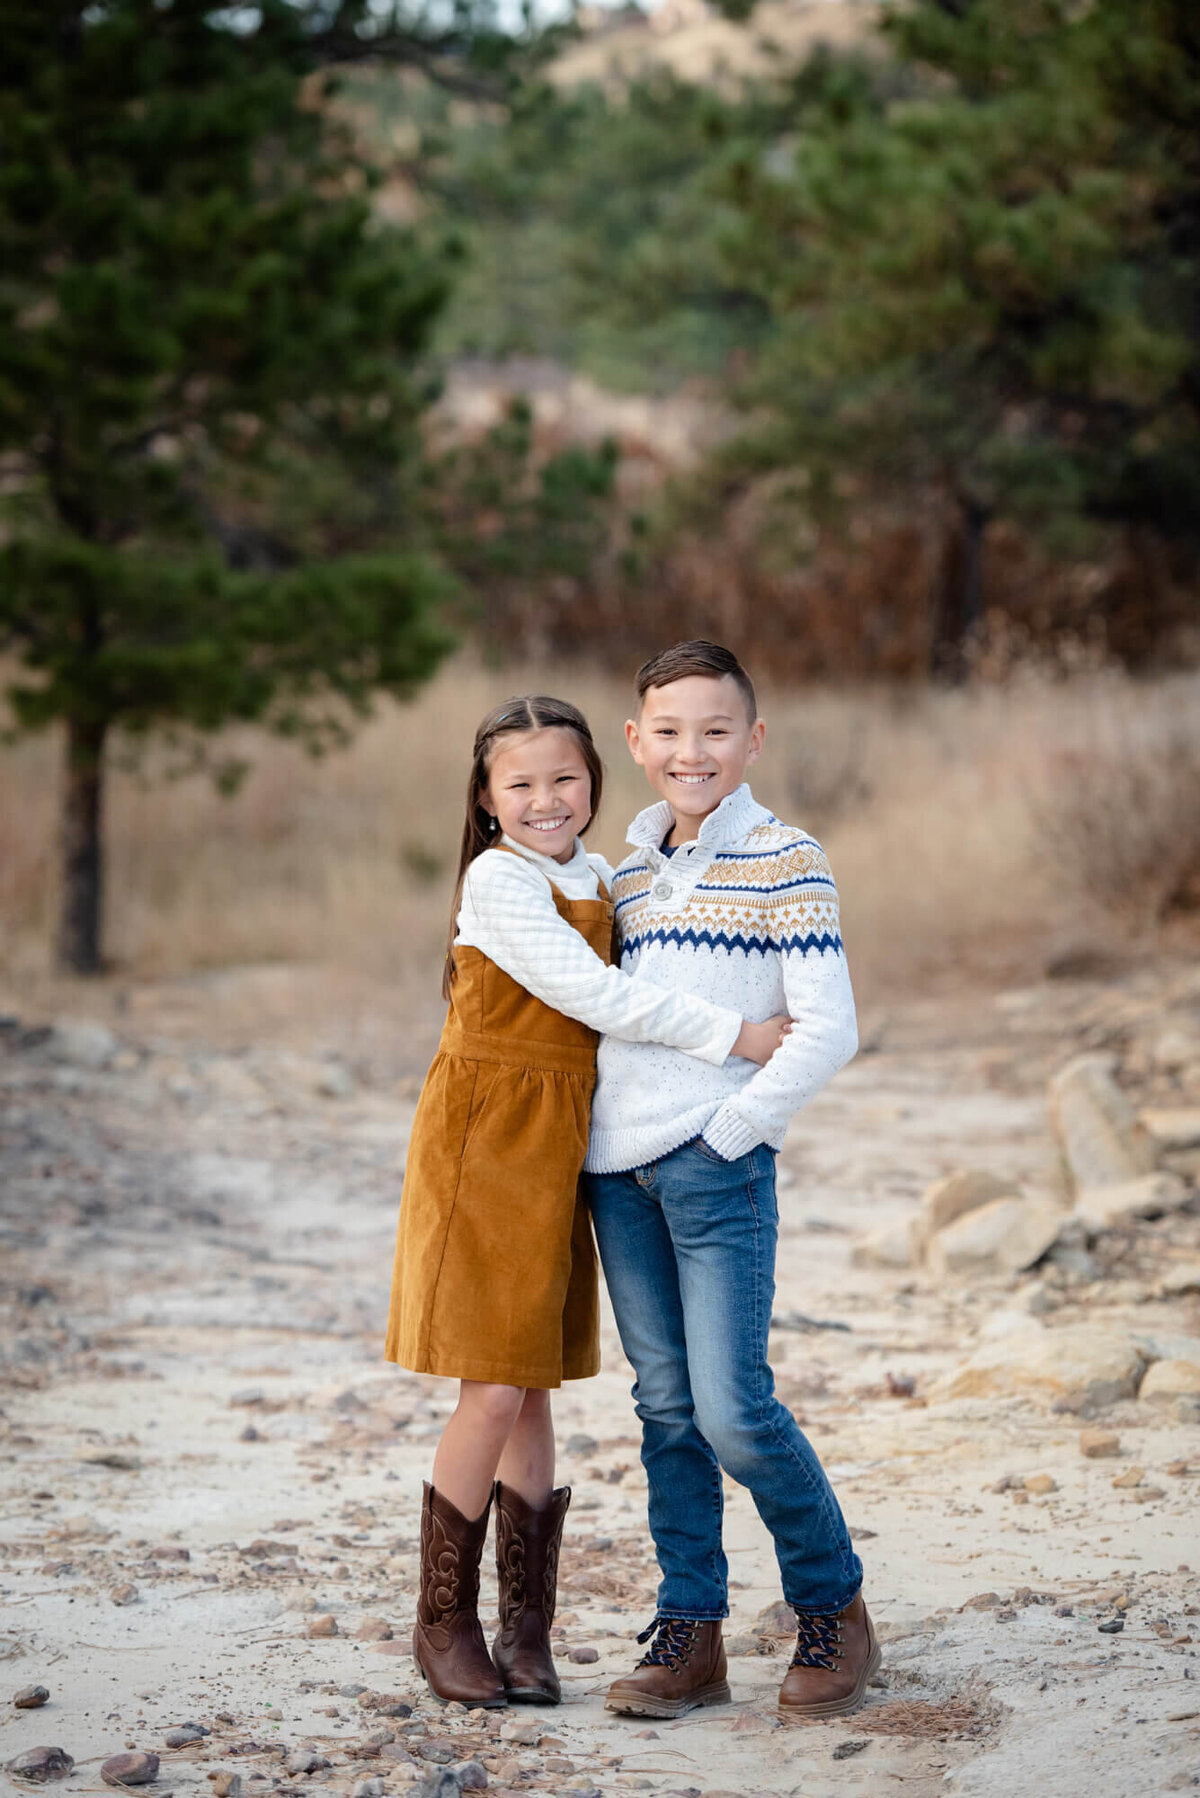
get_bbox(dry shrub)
[1024,672,1200,927]
[2,657,1196,1037]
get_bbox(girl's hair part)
[442,695,604,999]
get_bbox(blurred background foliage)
[1,0,1198,969]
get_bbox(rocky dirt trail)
[3,965,1200,1798]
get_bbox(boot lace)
[790,1610,843,1671]
[635,1616,702,1672]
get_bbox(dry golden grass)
[2,656,1198,1062]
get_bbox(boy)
[583,640,876,1719]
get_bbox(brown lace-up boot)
[605,1617,731,1719]
[777,1593,880,1718]
[492,1482,570,1703]
[412,1483,506,1708]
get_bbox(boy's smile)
[626,674,765,846]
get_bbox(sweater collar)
[625,782,768,857]
[498,832,591,882]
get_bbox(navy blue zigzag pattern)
[622,925,844,957]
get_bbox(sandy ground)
[3,964,1200,1798]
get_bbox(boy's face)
[626,673,764,842]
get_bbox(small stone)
[1112,1467,1145,1489]
[287,1750,331,1776]
[306,1614,338,1638]
[567,1646,598,1664]
[352,1783,386,1798]
[1161,1264,1200,1298]
[151,1546,191,1563]
[994,1607,1018,1622]
[926,1197,1065,1278]
[456,1765,488,1792]
[110,1583,139,1605]
[51,1018,117,1068]
[1098,1616,1125,1634]
[724,1633,765,1656]
[1023,1474,1058,1495]
[752,1599,798,1637]
[358,1694,412,1718]
[850,1218,918,1270]
[164,1725,208,1748]
[927,1323,1147,1412]
[564,1434,598,1457]
[962,1592,1001,1610]
[1080,1430,1121,1459]
[1139,1109,1200,1152]
[419,1739,457,1764]
[238,1425,261,1443]
[102,1751,160,1786]
[211,1775,244,1798]
[831,1739,870,1761]
[5,1748,75,1782]
[14,1685,50,1709]
[413,1773,464,1798]
[497,1723,540,1747]
[355,1619,393,1642]
[1176,1397,1200,1425]
[318,1062,356,1100]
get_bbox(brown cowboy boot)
[492,1482,570,1703]
[412,1483,506,1708]
[777,1593,880,1718]
[605,1617,731,1719]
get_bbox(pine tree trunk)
[58,717,107,975]
[932,493,990,679]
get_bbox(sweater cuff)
[701,1102,763,1161]
[701,1006,744,1068]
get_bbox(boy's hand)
[732,1014,793,1066]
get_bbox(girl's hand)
[732,1014,793,1066]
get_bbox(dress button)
[652,881,672,900]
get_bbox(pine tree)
[715,0,1200,666]
[0,0,466,971]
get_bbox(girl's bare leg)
[496,1387,554,1505]
[432,1381,525,1519]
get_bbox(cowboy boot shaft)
[417,1481,490,1626]
[413,1483,505,1709]
[493,1482,570,1704]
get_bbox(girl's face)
[482,727,593,864]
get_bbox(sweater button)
[652,881,672,899]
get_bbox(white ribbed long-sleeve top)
[453,835,743,1065]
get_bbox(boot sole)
[605,1679,732,1719]
[777,1639,882,1720]
[503,1685,561,1704]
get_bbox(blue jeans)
[586,1139,862,1620]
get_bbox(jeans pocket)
[688,1135,728,1165]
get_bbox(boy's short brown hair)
[634,640,757,723]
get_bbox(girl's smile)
[483,726,594,864]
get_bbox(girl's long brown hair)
[442,695,604,999]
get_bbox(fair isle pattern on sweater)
[584,783,858,1176]
[614,821,844,959]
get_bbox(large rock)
[1074,1171,1188,1231]
[927,1323,1148,1413]
[1139,1357,1200,1404]
[1048,1055,1157,1191]
[926,1197,1065,1278]
[850,1218,918,1270]
[913,1170,1017,1249]
[1139,1109,1200,1152]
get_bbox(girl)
[385,695,787,1710]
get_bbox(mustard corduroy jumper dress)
[384,876,612,1389]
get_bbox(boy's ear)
[624,717,646,765]
[747,718,766,763]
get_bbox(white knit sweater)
[584,784,858,1173]
[454,836,742,1064]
